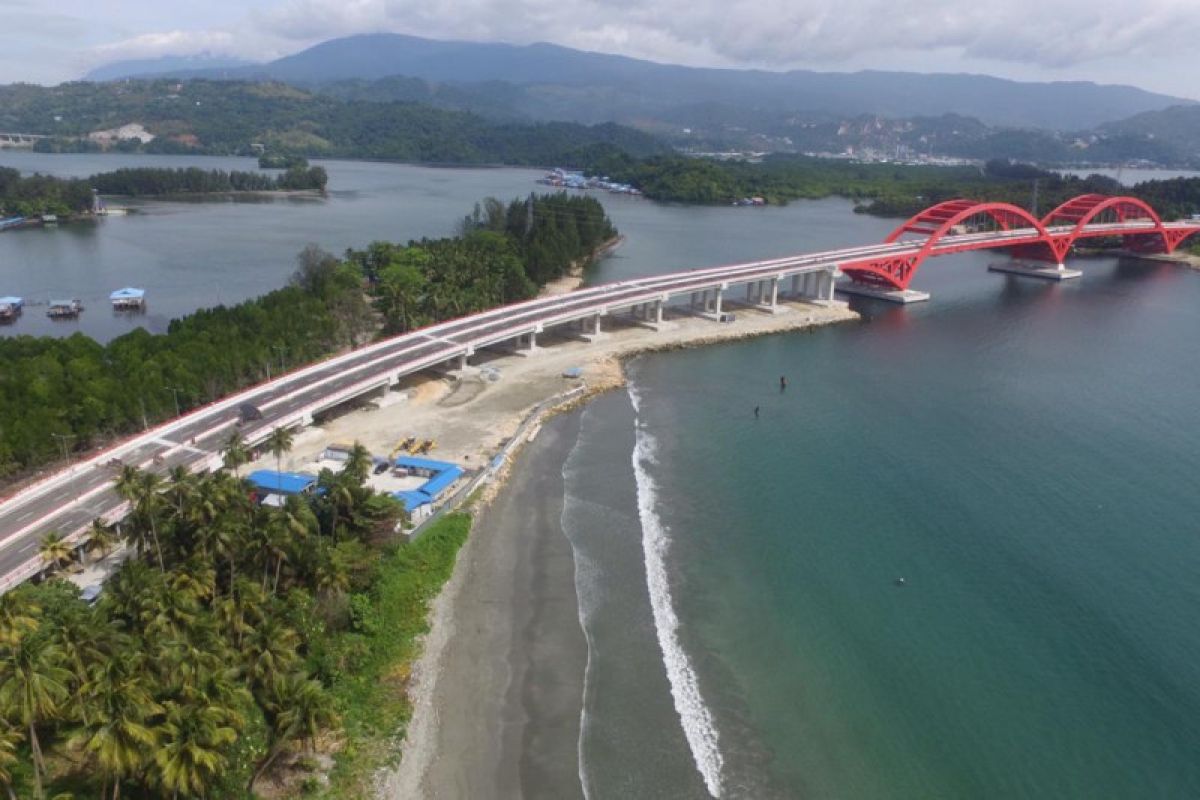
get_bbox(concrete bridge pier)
[987,260,1082,281]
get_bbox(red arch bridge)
[838,193,1200,301]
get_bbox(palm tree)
[114,466,166,572]
[0,592,39,647]
[249,672,334,790]
[86,518,118,561]
[264,426,295,482]
[39,531,75,574]
[72,664,160,800]
[0,636,72,799]
[152,700,239,798]
[221,431,250,477]
[0,725,22,800]
[342,441,372,484]
[242,617,299,694]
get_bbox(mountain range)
[85,33,1191,134]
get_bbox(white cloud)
[59,0,1200,95]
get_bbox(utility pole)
[138,397,149,431]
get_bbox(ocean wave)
[628,383,725,798]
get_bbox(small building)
[393,489,432,516]
[418,464,464,500]
[109,287,146,310]
[247,470,317,497]
[393,456,459,478]
[321,442,358,463]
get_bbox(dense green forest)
[90,165,328,195]
[0,80,667,164]
[348,192,618,334]
[0,167,94,217]
[580,150,1200,220]
[0,439,473,797]
[0,193,614,478]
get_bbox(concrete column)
[459,352,469,371]
[791,274,801,296]
[654,299,664,324]
[746,283,755,302]
[714,288,724,317]
[823,271,835,302]
[528,330,538,349]
[593,313,603,335]
[768,278,779,309]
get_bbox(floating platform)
[836,283,931,304]
[110,287,146,310]
[988,262,1081,281]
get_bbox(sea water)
[566,251,1200,798]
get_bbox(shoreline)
[354,297,858,797]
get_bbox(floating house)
[47,299,82,318]
[109,287,146,310]
[0,296,22,322]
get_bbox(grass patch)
[320,512,472,797]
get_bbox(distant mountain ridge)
[85,54,256,82]
[89,33,1192,131]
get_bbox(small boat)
[47,299,83,318]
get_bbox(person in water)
[754,406,760,418]
[779,375,788,391]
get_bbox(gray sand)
[391,411,588,799]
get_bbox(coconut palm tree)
[71,663,160,800]
[0,725,22,800]
[242,617,299,694]
[0,635,71,799]
[264,426,295,480]
[152,700,239,798]
[85,518,118,561]
[221,430,251,477]
[38,531,74,574]
[114,466,166,572]
[342,440,372,484]
[249,671,334,790]
[0,592,38,647]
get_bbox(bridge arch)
[844,199,1053,290]
[1040,193,1189,255]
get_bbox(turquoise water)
[583,253,1200,797]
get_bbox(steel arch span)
[839,194,1200,291]
[841,199,1055,290]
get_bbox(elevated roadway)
[0,202,1196,591]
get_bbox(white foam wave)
[628,383,725,798]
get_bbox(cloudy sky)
[2,0,1198,98]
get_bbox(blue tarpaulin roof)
[393,490,431,511]
[248,470,316,495]
[0,296,21,306]
[109,287,145,300]
[418,465,464,499]
[394,455,460,473]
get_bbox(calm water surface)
[7,152,1200,798]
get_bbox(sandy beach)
[380,412,588,798]
[235,291,859,798]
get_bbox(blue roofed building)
[248,470,317,496]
